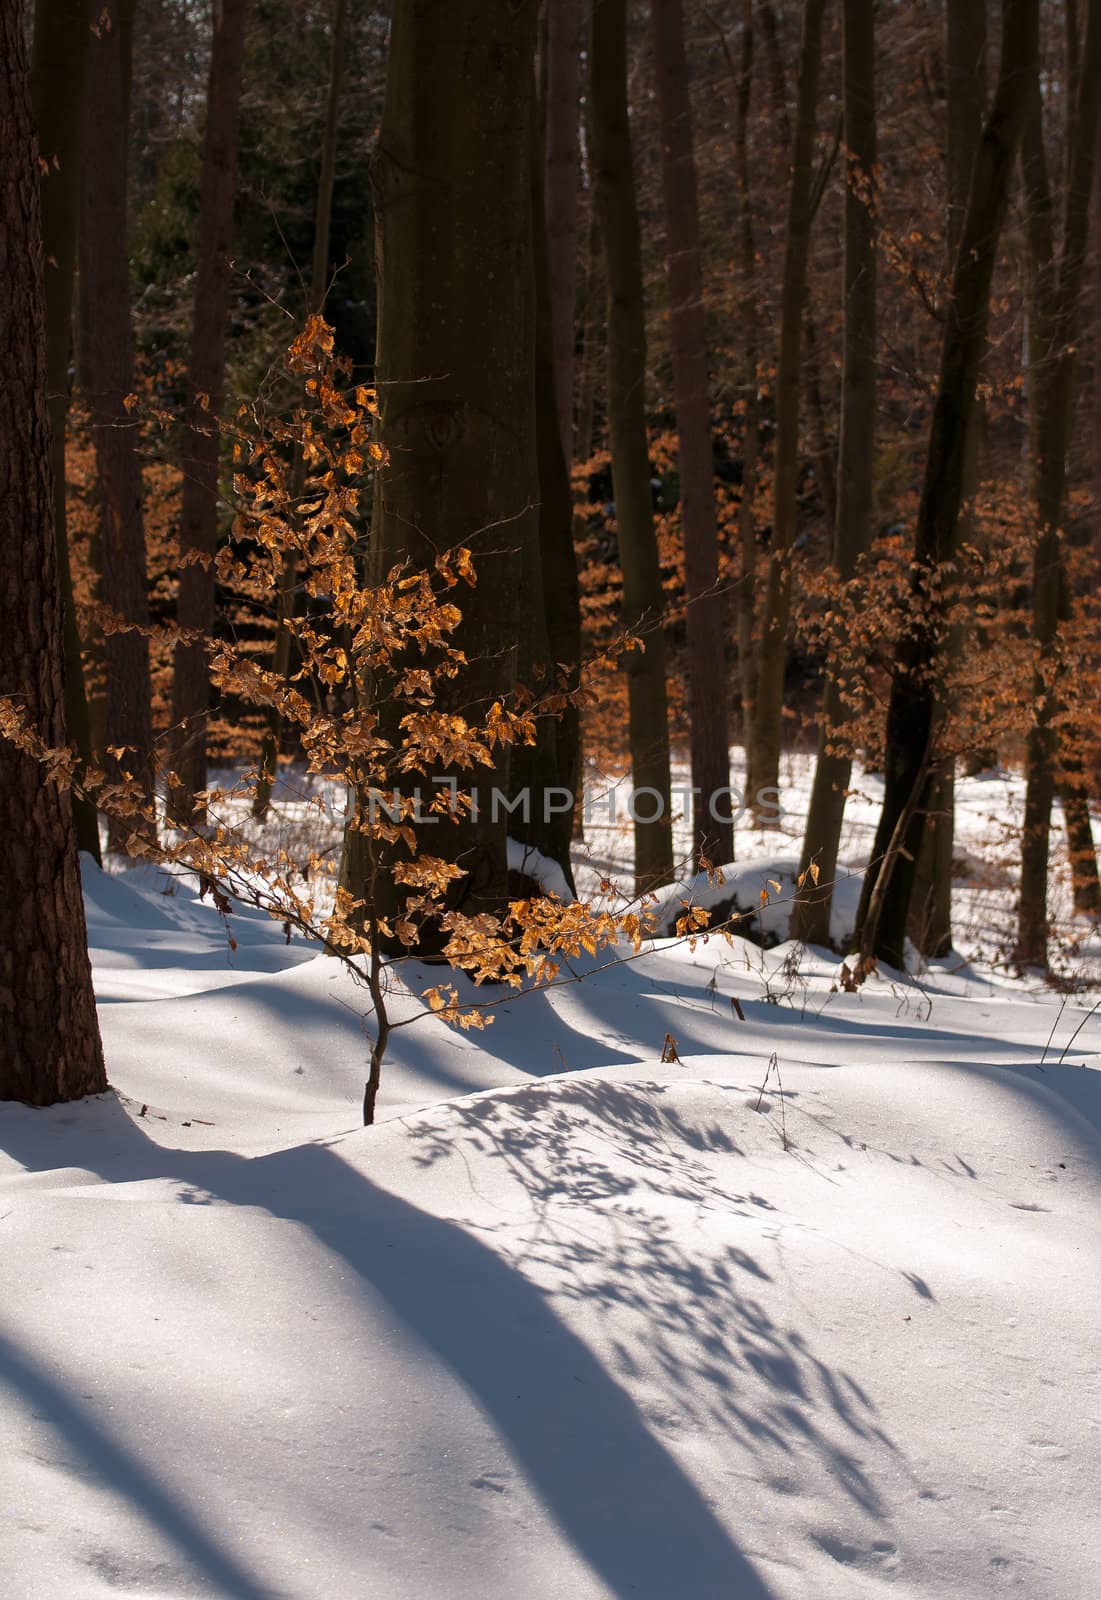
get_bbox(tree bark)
[1016,0,1101,964]
[747,0,827,813]
[854,0,1040,970]
[574,197,603,464]
[591,0,674,894]
[792,0,876,949]
[167,0,248,825]
[802,309,837,536]
[340,0,539,943]
[650,0,732,867]
[83,0,155,852]
[544,0,582,462]
[31,0,101,863]
[1,5,107,1103]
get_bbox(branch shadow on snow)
[401,1076,896,1515]
[13,1033,1098,1593]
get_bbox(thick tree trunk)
[1016,2,1101,966]
[253,0,347,821]
[341,0,539,943]
[167,0,248,825]
[792,0,876,949]
[83,1,155,852]
[854,0,1039,969]
[544,0,582,462]
[747,0,826,813]
[1,6,107,1103]
[650,0,732,867]
[507,106,582,887]
[591,0,674,894]
[31,0,101,863]
[908,0,988,958]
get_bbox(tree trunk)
[31,0,101,863]
[507,101,582,887]
[591,0,674,894]
[731,0,760,747]
[803,308,837,536]
[908,0,988,958]
[167,0,248,825]
[83,0,155,852]
[854,0,1039,970]
[1061,770,1101,915]
[340,0,539,944]
[544,0,582,462]
[650,0,732,868]
[1,5,107,1103]
[747,0,826,813]
[253,0,348,821]
[1016,1,1101,966]
[792,0,876,949]
[574,197,603,464]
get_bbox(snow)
[649,855,866,947]
[3,754,1101,1597]
[507,838,574,902]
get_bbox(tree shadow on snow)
[2,1094,780,1598]
[0,1325,278,1599]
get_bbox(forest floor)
[2,752,1100,1598]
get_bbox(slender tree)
[747,0,827,811]
[1,4,107,1103]
[908,0,988,958]
[729,0,761,749]
[1015,0,1101,965]
[31,0,101,863]
[83,0,155,851]
[544,0,583,461]
[792,0,876,948]
[650,0,732,867]
[591,0,674,893]
[341,0,540,943]
[168,0,248,824]
[854,0,1040,969]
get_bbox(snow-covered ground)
[3,753,1101,1597]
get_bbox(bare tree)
[591,0,674,892]
[544,0,583,460]
[908,0,989,958]
[854,0,1040,969]
[748,0,827,810]
[792,0,876,948]
[1016,0,1101,966]
[650,0,733,867]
